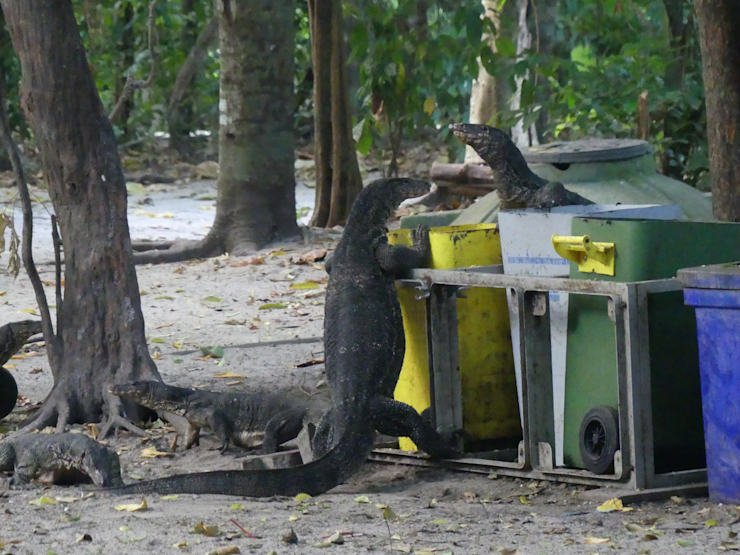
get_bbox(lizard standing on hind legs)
[107,177,460,497]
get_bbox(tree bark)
[466,0,503,165]
[168,12,218,157]
[510,0,539,148]
[308,0,363,228]
[694,0,740,221]
[110,1,135,135]
[1,0,160,434]
[134,0,300,263]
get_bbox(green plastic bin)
[562,218,740,474]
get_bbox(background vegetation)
[0,0,707,187]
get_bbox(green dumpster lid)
[678,262,740,290]
[521,139,651,164]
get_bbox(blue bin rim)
[678,262,740,290]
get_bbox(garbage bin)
[389,224,521,452]
[562,218,740,475]
[498,204,682,466]
[678,262,740,503]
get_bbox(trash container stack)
[679,263,740,504]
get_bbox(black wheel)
[579,405,619,474]
[0,367,18,420]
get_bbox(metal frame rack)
[370,266,707,491]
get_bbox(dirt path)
[0,201,736,554]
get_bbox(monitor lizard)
[106,177,460,497]
[0,432,123,487]
[110,380,309,454]
[450,123,594,210]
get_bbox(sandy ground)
[0,179,738,555]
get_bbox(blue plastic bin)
[678,262,740,503]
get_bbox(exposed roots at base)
[98,392,151,439]
[18,389,150,440]
[133,236,223,265]
[98,413,148,440]
[18,395,71,433]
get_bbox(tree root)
[98,413,148,440]
[18,388,149,440]
[133,236,223,265]
[98,393,149,439]
[131,240,175,252]
[17,395,70,433]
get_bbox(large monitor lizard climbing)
[450,123,594,210]
[107,177,460,497]
[110,380,309,454]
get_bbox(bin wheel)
[579,405,619,475]
[0,367,18,420]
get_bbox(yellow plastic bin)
[389,224,521,451]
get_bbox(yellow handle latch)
[551,235,615,276]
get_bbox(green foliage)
[493,0,707,186]
[346,1,483,172]
[0,0,707,190]
[73,0,219,142]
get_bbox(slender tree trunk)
[510,0,539,148]
[1,0,160,433]
[659,0,695,178]
[308,0,362,228]
[466,0,503,165]
[168,10,218,158]
[110,1,135,135]
[664,0,689,90]
[694,0,740,221]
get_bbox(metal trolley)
[370,265,707,494]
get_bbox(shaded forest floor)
[0,144,737,554]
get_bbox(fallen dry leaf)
[206,546,240,555]
[584,537,611,545]
[191,522,219,536]
[140,447,170,458]
[115,498,147,512]
[597,498,624,513]
[229,256,264,267]
[213,372,246,379]
[29,496,56,506]
[290,281,320,290]
[297,248,327,264]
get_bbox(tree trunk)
[110,1,135,135]
[168,10,218,158]
[658,0,695,178]
[134,0,300,263]
[694,0,740,221]
[1,0,160,434]
[308,0,362,228]
[510,0,539,148]
[465,0,503,165]
[663,0,689,90]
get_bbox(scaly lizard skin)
[110,380,308,454]
[107,177,460,497]
[0,432,123,487]
[450,123,594,210]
